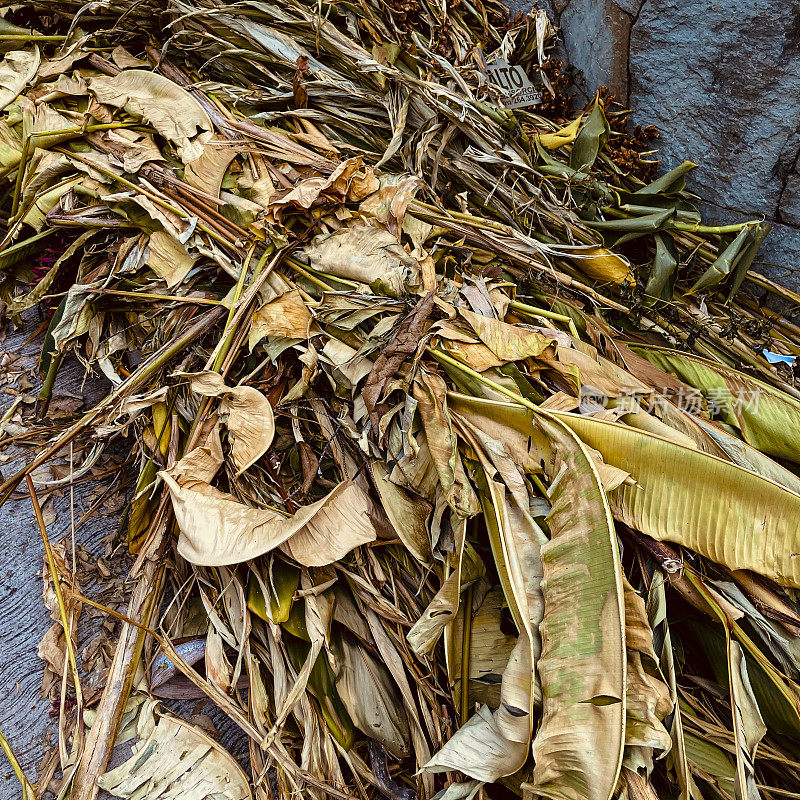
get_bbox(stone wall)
[523,0,800,289]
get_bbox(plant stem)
[36,351,63,420]
[26,474,85,771]
[0,728,36,799]
[0,33,67,40]
[509,299,580,338]
[57,151,238,249]
[27,475,83,693]
[428,347,536,410]
[460,583,473,725]
[69,504,167,800]
[10,125,132,218]
[94,289,223,306]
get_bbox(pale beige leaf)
[147,230,196,288]
[443,394,626,796]
[50,283,93,352]
[624,651,672,773]
[466,587,517,708]
[205,625,233,694]
[364,606,434,790]
[22,175,82,231]
[88,70,212,162]
[161,475,375,567]
[424,416,546,783]
[413,372,479,518]
[408,541,483,656]
[331,632,411,758]
[97,700,251,800]
[165,419,223,485]
[249,290,312,349]
[623,579,659,662]
[270,157,365,212]
[300,223,421,297]
[371,460,432,563]
[728,640,766,800]
[279,479,378,567]
[0,48,40,111]
[184,142,238,198]
[103,127,164,173]
[37,51,85,80]
[544,345,649,399]
[181,371,274,475]
[459,307,554,363]
[110,45,149,68]
[623,581,672,771]
[423,639,534,783]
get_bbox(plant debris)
[1,2,800,800]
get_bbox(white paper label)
[485,58,542,108]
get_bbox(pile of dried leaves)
[3,2,800,800]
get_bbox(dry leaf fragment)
[331,632,411,758]
[181,371,275,475]
[101,128,165,172]
[249,290,313,349]
[292,55,310,109]
[459,307,555,363]
[110,45,148,69]
[569,247,633,286]
[363,291,435,431]
[147,230,196,288]
[162,474,376,567]
[279,479,379,567]
[97,700,251,800]
[0,48,40,111]
[88,70,212,162]
[184,143,239,198]
[370,460,432,563]
[301,224,422,297]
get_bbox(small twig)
[26,474,85,773]
[27,475,83,697]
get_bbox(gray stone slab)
[515,0,800,291]
[0,324,115,795]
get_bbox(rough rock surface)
[0,343,115,796]
[523,0,800,288]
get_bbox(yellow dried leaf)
[571,246,633,286]
[459,307,555,363]
[146,230,196,288]
[249,290,312,349]
[536,116,582,149]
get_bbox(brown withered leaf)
[292,55,310,109]
[363,291,435,434]
[297,440,319,497]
